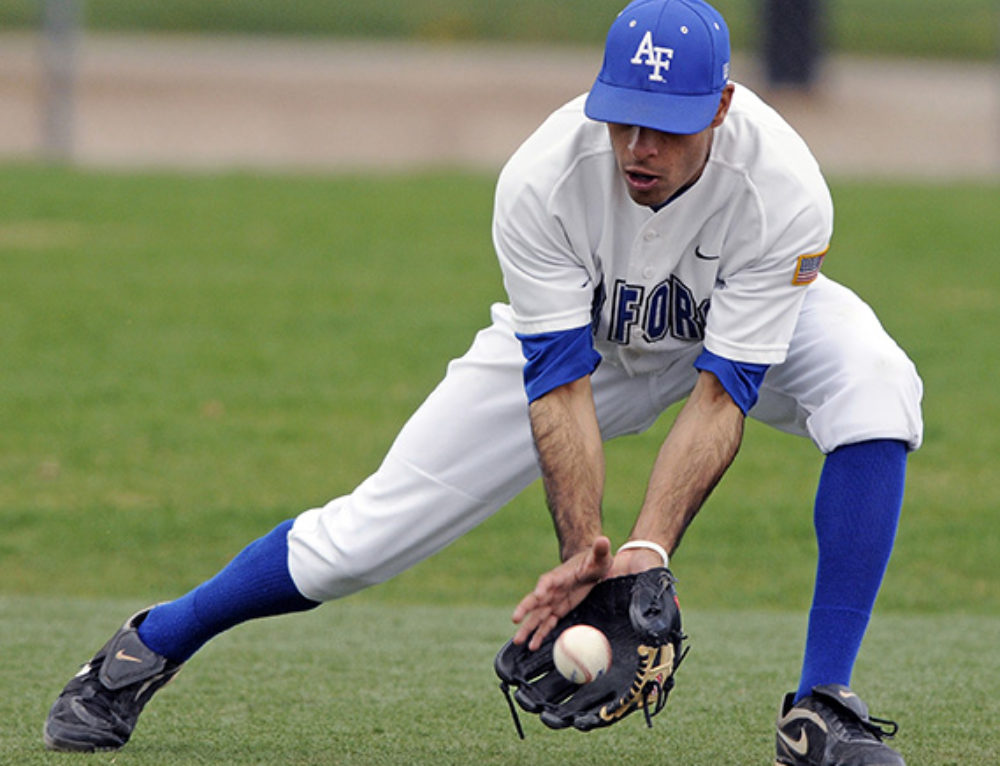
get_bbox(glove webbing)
[638,643,689,727]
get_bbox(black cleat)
[775,684,905,766]
[43,608,182,752]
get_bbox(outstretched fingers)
[511,536,614,650]
[512,577,571,649]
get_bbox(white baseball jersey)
[493,83,832,374]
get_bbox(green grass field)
[4,598,998,765]
[2,166,999,763]
[2,0,997,59]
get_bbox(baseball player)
[43,1,922,764]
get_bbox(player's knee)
[858,345,921,419]
[284,506,387,602]
[868,345,922,410]
[810,346,923,453]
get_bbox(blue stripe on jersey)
[516,325,602,403]
[693,348,769,415]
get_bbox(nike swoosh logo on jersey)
[694,246,719,260]
[778,726,810,756]
[115,649,144,663]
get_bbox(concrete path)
[1,33,997,178]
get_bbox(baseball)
[553,624,612,684]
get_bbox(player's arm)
[618,370,743,572]
[510,327,612,649]
[529,374,604,562]
[614,352,765,573]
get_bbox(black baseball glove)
[495,567,687,736]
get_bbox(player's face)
[607,84,735,208]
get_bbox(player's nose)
[628,126,662,159]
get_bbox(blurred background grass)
[1,0,997,59]
[2,166,997,618]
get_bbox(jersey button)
[643,231,658,242]
[642,267,655,278]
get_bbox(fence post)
[41,0,82,162]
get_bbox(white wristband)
[616,540,669,569]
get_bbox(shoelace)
[67,674,130,726]
[865,713,900,740]
[835,703,900,741]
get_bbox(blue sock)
[795,439,907,702]
[137,519,320,662]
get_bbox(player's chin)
[625,186,670,208]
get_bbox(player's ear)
[709,83,736,129]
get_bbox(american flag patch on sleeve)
[792,247,828,285]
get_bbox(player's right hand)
[511,536,613,650]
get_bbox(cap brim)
[584,78,723,135]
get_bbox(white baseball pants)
[287,274,923,602]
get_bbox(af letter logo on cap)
[630,30,674,82]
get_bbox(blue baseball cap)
[585,0,731,135]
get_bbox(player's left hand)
[511,536,613,650]
[496,567,687,734]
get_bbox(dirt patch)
[1,33,997,178]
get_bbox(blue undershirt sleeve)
[516,325,602,403]
[694,348,770,415]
